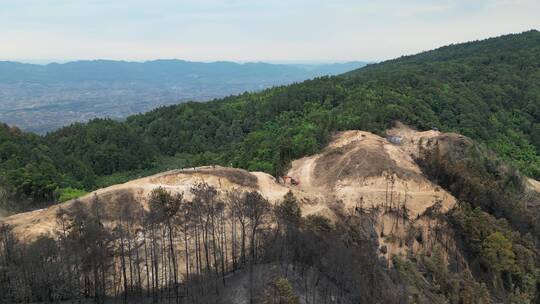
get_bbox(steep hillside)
[0,126,460,302]
[345,30,540,177]
[4,125,538,302]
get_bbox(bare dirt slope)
[3,124,460,259]
[288,128,455,217]
[287,126,457,257]
[3,166,316,240]
[528,178,540,193]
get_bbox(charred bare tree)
[2,181,408,304]
[148,187,183,302]
[229,189,249,267]
[244,190,271,304]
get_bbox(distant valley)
[0,60,366,132]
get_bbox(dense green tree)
[482,232,519,275]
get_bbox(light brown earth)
[0,123,482,260]
[288,128,455,215]
[2,166,314,240]
[287,126,457,257]
[528,178,540,193]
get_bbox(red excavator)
[280,176,300,186]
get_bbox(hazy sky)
[1,0,539,63]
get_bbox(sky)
[0,0,539,63]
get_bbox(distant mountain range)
[0,60,367,132]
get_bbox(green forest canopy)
[1,30,539,207]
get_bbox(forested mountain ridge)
[0,30,539,210]
[344,29,540,177]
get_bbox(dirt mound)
[313,134,423,188]
[288,130,455,216]
[152,166,259,189]
[288,128,457,258]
